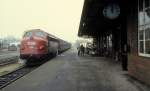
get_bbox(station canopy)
[78,0,136,37]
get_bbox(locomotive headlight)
[39,45,45,50]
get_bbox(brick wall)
[127,3,150,85]
[128,55,150,85]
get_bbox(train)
[20,29,71,65]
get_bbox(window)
[35,31,46,38]
[138,0,150,57]
[24,31,32,37]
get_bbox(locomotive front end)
[20,30,48,61]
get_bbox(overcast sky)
[0,0,84,42]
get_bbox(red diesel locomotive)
[20,29,71,65]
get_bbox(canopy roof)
[78,0,136,37]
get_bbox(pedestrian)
[80,45,85,56]
[77,46,80,56]
[77,44,85,56]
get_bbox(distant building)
[0,36,20,49]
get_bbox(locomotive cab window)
[138,0,150,57]
[35,31,46,38]
[24,31,32,38]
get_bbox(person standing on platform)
[77,44,85,56]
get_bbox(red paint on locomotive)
[20,29,48,60]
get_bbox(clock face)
[103,4,120,20]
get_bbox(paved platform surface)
[1,48,150,91]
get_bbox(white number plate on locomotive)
[29,46,34,49]
[27,42,36,45]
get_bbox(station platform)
[1,48,150,91]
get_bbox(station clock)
[103,3,120,20]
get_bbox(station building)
[78,0,150,85]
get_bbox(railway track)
[0,54,52,89]
[0,66,37,89]
[0,56,18,66]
